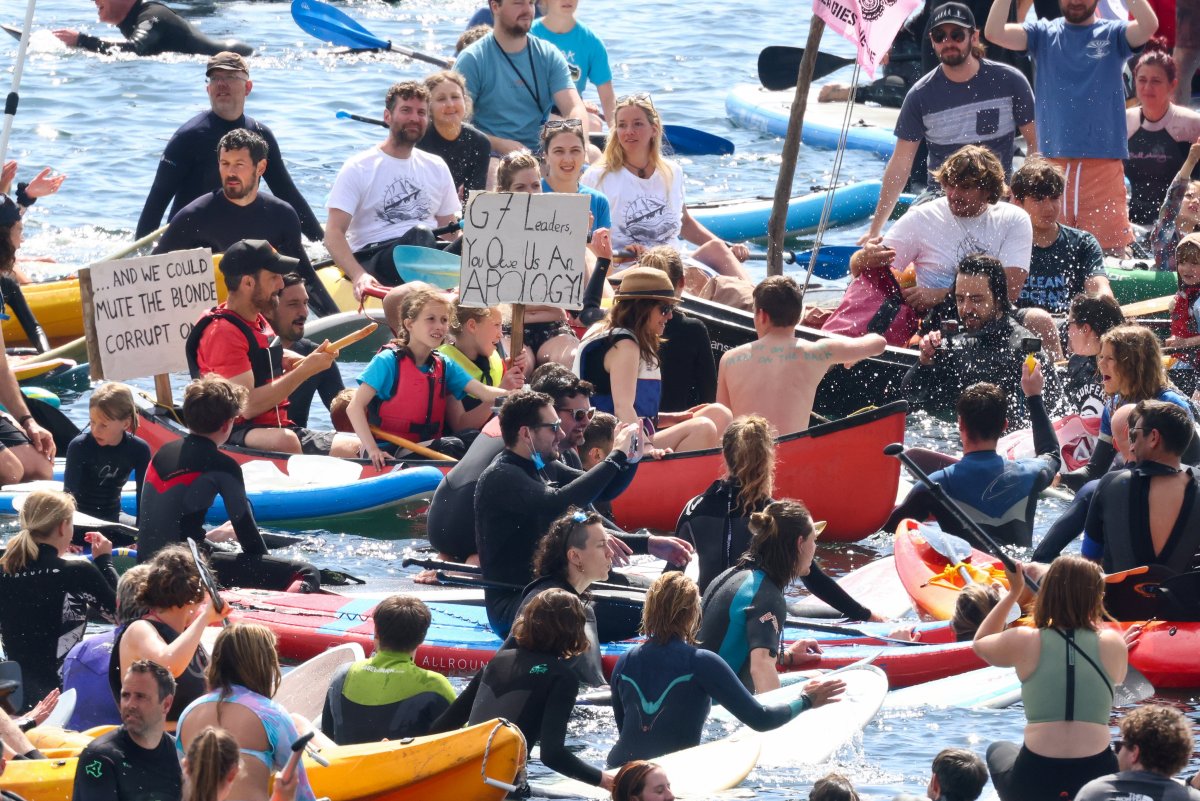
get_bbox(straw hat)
[613,266,678,303]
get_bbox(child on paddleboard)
[63,383,151,527]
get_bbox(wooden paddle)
[370,425,457,462]
[1119,294,1173,318]
[325,322,378,352]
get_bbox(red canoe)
[610,401,908,541]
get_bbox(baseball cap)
[931,2,975,29]
[206,51,249,76]
[0,196,19,228]
[221,240,299,278]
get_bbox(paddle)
[370,426,457,462]
[1119,294,1173,318]
[326,322,378,352]
[391,245,459,290]
[187,538,230,628]
[757,45,922,90]
[0,0,37,165]
[783,617,924,646]
[919,523,977,588]
[290,0,450,66]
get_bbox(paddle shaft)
[187,538,231,627]
[0,0,36,166]
[326,322,377,352]
[370,426,457,461]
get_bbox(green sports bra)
[1021,628,1114,725]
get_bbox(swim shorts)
[1046,157,1133,251]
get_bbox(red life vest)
[368,345,449,442]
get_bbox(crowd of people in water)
[2,0,1200,796]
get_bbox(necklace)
[628,160,651,178]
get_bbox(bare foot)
[818,84,851,103]
[413,569,441,585]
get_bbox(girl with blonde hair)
[181,726,298,801]
[438,299,526,431]
[63,382,151,524]
[0,489,116,708]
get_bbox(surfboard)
[883,664,1021,710]
[42,689,77,729]
[275,643,365,722]
[789,555,913,620]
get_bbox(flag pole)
[0,0,38,166]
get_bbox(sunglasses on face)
[544,118,583,132]
[557,406,596,423]
[656,302,674,315]
[931,27,968,43]
[530,420,562,434]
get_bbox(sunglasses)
[931,27,968,43]
[544,118,583,132]
[530,420,562,434]
[656,302,674,315]
[617,92,654,106]
[1112,740,1126,753]
[557,406,596,423]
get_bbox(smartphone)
[628,421,644,464]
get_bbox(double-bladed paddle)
[757,45,922,91]
[291,0,450,66]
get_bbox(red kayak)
[800,640,985,689]
[610,401,908,541]
[893,519,1006,621]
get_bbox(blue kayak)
[688,180,882,241]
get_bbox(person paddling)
[53,0,253,56]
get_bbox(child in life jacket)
[346,289,512,468]
[1167,233,1200,399]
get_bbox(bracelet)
[16,717,35,732]
[777,649,791,668]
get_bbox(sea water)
[3,0,1197,796]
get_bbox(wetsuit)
[885,394,1060,547]
[1077,770,1200,801]
[108,619,208,723]
[0,274,49,352]
[675,481,872,618]
[137,111,321,243]
[1062,354,1106,419]
[72,727,181,801]
[695,563,787,692]
[74,0,252,57]
[61,631,120,730]
[1087,461,1200,574]
[63,431,151,522]
[320,650,455,745]
[418,124,490,198]
[900,314,1064,425]
[427,420,505,560]
[430,647,602,787]
[137,434,320,592]
[0,543,116,708]
[473,447,638,636]
[281,337,344,429]
[607,636,805,766]
[512,575,606,687]
[1030,478,1102,563]
[658,310,717,413]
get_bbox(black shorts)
[987,741,1117,801]
[522,321,576,356]
[0,416,32,450]
[227,424,336,455]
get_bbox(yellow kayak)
[11,357,76,383]
[319,266,382,313]
[3,719,526,801]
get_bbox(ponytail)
[0,490,75,574]
[722,415,776,513]
[741,499,816,589]
[183,726,239,801]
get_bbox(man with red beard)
[325,81,461,302]
[986,0,1158,255]
[154,129,312,282]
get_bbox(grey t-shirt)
[894,59,1036,180]
[1075,770,1200,801]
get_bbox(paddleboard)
[883,665,1021,710]
[789,555,913,620]
[725,83,898,158]
[42,689,77,729]
[276,642,365,722]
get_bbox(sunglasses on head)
[617,92,654,106]
[544,118,583,132]
[557,406,596,422]
[931,27,968,43]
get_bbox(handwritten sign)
[458,192,590,309]
[81,248,218,381]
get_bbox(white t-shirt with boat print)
[580,161,685,252]
[327,145,459,251]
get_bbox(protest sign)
[458,192,590,310]
[814,0,921,78]
[81,248,217,382]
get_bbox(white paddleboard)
[789,556,913,620]
[883,665,1021,710]
[275,643,365,722]
[42,688,76,729]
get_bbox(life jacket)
[573,327,662,420]
[439,343,503,387]
[185,306,283,386]
[367,344,449,441]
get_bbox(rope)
[480,718,525,794]
[799,61,862,304]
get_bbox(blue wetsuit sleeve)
[537,673,603,786]
[1081,532,1104,560]
[696,649,795,731]
[801,562,872,621]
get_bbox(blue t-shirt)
[454,33,574,150]
[530,19,613,94]
[358,349,472,401]
[541,179,611,233]
[1099,388,1195,439]
[1023,18,1133,159]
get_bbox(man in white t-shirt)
[325,80,461,301]
[851,144,1032,315]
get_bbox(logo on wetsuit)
[530,663,549,674]
[757,611,780,635]
[85,760,103,778]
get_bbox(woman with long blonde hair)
[673,415,878,619]
[974,555,1128,801]
[0,489,116,708]
[579,93,749,279]
[607,572,843,767]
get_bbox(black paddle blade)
[27,396,81,454]
[758,46,855,90]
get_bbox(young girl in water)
[63,383,151,525]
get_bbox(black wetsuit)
[607,637,803,766]
[1062,354,1106,418]
[137,434,319,592]
[473,448,639,636]
[75,0,252,57]
[1088,461,1200,574]
[418,124,490,198]
[511,576,605,687]
[62,432,151,522]
[674,481,872,618]
[108,620,208,723]
[72,727,181,801]
[0,543,117,708]
[136,111,321,243]
[696,563,786,692]
[430,647,602,786]
[427,429,505,561]
[282,337,344,429]
[153,189,328,307]
[0,274,49,352]
[658,310,717,413]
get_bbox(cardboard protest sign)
[81,248,217,381]
[458,192,590,309]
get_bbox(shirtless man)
[716,276,887,435]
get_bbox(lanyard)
[495,37,542,116]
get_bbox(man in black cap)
[184,239,360,456]
[857,1,1037,243]
[52,0,252,57]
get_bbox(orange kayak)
[893,519,1006,620]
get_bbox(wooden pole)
[79,268,103,381]
[154,374,172,408]
[766,17,826,276]
[509,304,525,367]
